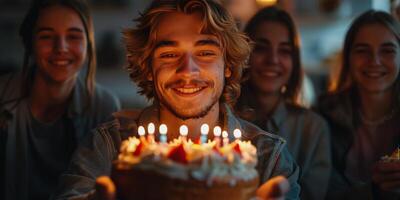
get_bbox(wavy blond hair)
[123,0,250,107]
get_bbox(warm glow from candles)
[159,124,167,135]
[222,130,229,146]
[233,129,242,140]
[180,125,188,136]
[256,0,277,6]
[213,126,221,137]
[138,126,146,136]
[201,124,209,135]
[148,123,155,135]
[222,131,228,138]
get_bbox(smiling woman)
[33,5,88,86]
[316,10,400,199]
[235,6,332,200]
[0,0,120,199]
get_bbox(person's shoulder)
[93,83,121,109]
[0,72,23,103]
[0,72,22,89]
[98,109,143,131]
[287,103,328,126]
[238,118,286,147]
[91,109,144,148]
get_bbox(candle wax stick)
[159,124,168,143]
[180,125,188,143]
[222,131,229,146]
[200,124,209,144]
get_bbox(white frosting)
[381,148,400,162]
[117,137,258,185]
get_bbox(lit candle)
[159,124,168,143]
[233,129,242,142]
[213,126,222,146]
[222,130,229,146]
[147,123,155,143]
[200,124,209,144]
[180,125,188,142]
[138,126,146,142]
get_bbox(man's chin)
[161,100,217,121]
[170,107,210,121]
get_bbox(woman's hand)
[256,176,290,200]
[372,162,400,194]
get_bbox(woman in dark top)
[235,6,331,200]
[0,0,120,199]
[317,10,400,199]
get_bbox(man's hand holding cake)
[53,0,300,199]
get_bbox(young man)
[54,0,300,199]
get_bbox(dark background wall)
[0,0,392,108]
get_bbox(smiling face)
[350,23,400,94]
[151,12,227,120]
[33,5,87,84]
[248,20,293,95]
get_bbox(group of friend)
[1,0,399,199]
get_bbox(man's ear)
[225,67,232,78]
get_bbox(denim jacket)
[0,73,121,200]
[237,98,331,200]
[54,104,300,199]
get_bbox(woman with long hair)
[317,10,400,199]
[0,0,120,199]
[235,6,331,200]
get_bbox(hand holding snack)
[372,148,400,194]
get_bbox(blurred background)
[0,0,396,109]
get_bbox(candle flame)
[233,129,242,139]
[201,124,209,135]
[213,126,222,137]
[222,130,228,138]
[159,124,167,135]
[148,123,155,135]
[180,125,188,136]
[138,126,146,136]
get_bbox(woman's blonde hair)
[124,0,250,107]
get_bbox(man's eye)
[198,51,216,57]
[160,53,177,58]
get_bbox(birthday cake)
[111,124,259,200]
[381,148,400,163]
